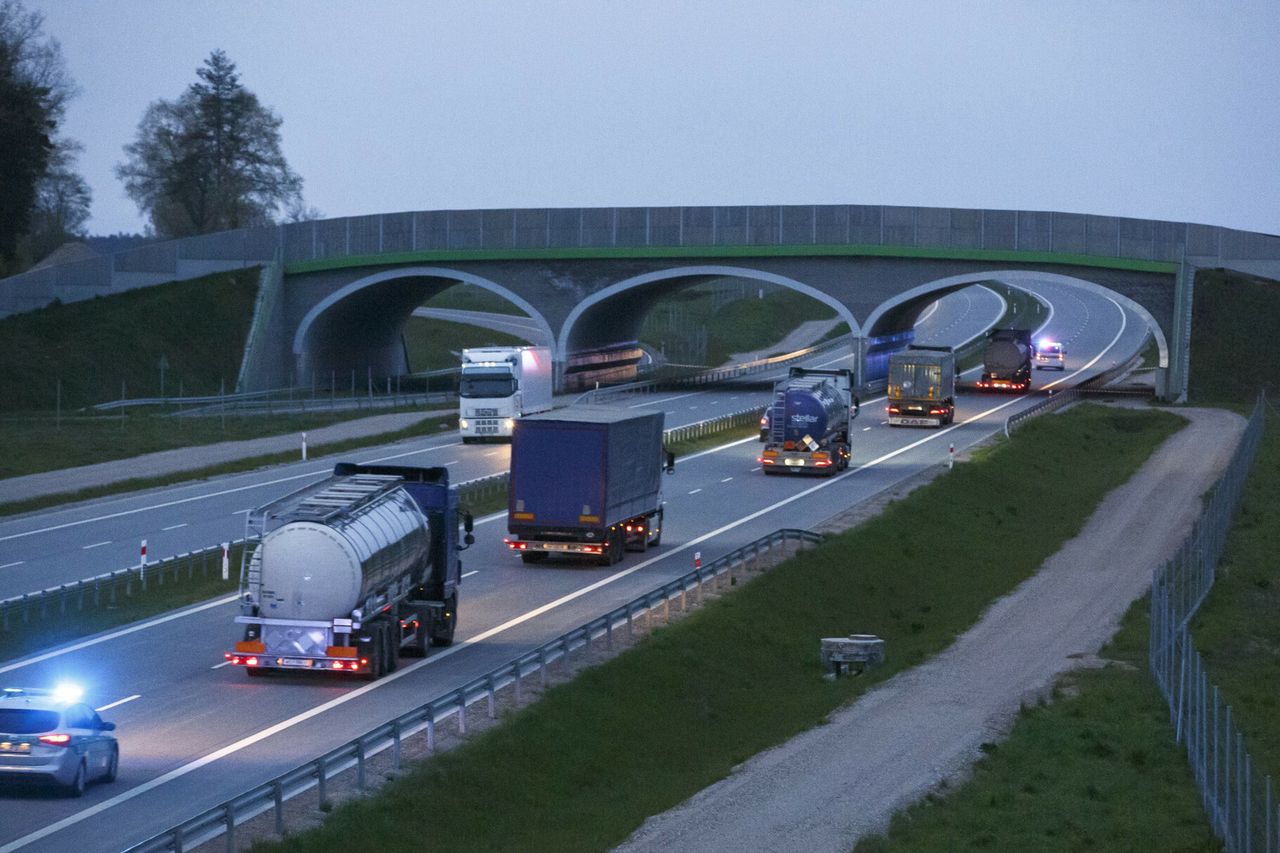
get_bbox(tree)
[0,0,83,268]
[25,138,92,259]
[117,50,303,238]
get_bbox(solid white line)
[0,561,23,569]
[162,523,188,531]
[82,541,111,550]
[461,570,480,579]
[95,694,140,713]
[0,594,240,675]
[688,488,702,495]
[2,295,1132,851]
[0,442,463,545]
[863,427,872,431]
[721,477,733,483]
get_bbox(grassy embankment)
[853,268,1279,851]
[251,403,1187,853]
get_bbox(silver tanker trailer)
[225,463,473,679]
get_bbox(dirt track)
[616,405,1245,852]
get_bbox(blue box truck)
[504,406,674,566]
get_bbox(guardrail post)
[457,699,468,736]
[626,604,635,638]
[170,827,184,853]
[606,618,614,650]
[487,675,497,718]
[392,720,402,771]
[539,649,548,689]
[663,593,670,624]
[273,780,284,836]
[356,740,366,791]
[514,664,523,706]
[426,714,435,753]
[317,759,328,809]
[680,585,687,612]
[223,803,235,852]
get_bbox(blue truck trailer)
[504,406,674,566]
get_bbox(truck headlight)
[459,419,469,429]
[504,419,515,430]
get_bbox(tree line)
[0,0,314,276]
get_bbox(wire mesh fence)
[1149,393,1267,852]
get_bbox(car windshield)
[459,372,516,399]
[0,709,60,734]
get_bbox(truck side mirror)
[852,396,861,416]
[463,532,475,547]
[664,450,676,474]
[463,511,474,533]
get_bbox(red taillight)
[758,457,774,465]
[245,656,259,667]
[887,406,900,414]
[39,733,71,746]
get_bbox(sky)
[23,1,1280,237]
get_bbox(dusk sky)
[25,1,1280,237]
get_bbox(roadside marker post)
[222,543,230,581]
[140,539,147,590]
[694,551,701,570]
[949,444,955,470]
[302,432,308,461]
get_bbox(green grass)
[422,283,527,316]
[0,550,244,664]
[253,404,1183,853]
[1188,269,1280,404]
[402,317,529,373]
[0,414,457,518]
[0,268,260,413]
[639,283,835,367]
[856,600,1219,852]
[0,406,449,481]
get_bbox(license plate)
[546,543,572,551]
[893,417,939,426]
[281,658,313,668]
[0,741,32,753]
[783,458,805,466]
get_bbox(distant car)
[1034,340,1066,371]
[0,686,118,796]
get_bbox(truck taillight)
[887,406,900,414]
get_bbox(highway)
[0,278,1150,852]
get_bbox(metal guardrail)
[1,409,760,628]
[1149,393,1267,853]
[1003,350,1155,437]
[0,542,245,633]
[124,527,824,853]
[575,335,855,405]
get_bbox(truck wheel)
[430,595,458,647]
[361,626,385,680]
[462,437,475,445]
[520,551,548,564]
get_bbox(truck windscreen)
[460,372,516,398]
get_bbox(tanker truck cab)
[758,367,857,476]
[227,464,473,680]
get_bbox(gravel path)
[616,405,1245,853]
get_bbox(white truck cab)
[458,346,553,442]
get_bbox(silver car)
[0,687,118,796]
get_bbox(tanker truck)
[976,328,1033,392]
[225,463,474,679]
[887,345,956,427]
[759,367,859,475]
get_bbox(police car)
[1034,340,1066,370]
[0,685,118,796]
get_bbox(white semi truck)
[458,346,554,442]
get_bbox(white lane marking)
[0,442,464,545]
[0,561,23,569]
[0,594,239,675]
[628,391,703,408]
[485,451,501,457]
[82,541,111,550]
[688,488,703,495]
[0,304,1131,850]
[444,459,459,465]
[863,427,872,431]
[461,570,479,579]
[665,410,677,415]
[689,405,699,410]
[162,523,188,531]
[96,695,140,713]
[750,466,762,472]
[721,477,733,483]
[211,661,232,670]
[233,508,252,515]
